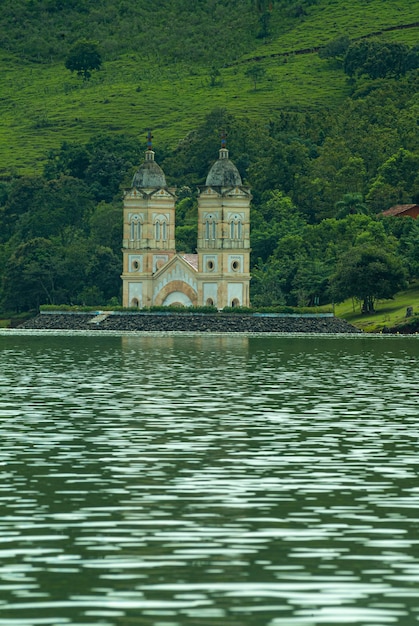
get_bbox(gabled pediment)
[125,187,176,199]
[154,253,198,278]
[124,188,148,200]
[199,185,251,199]
[202,187,219,196]
[149,188,176,199]
[224,186,251,198]
[153,253,198,296]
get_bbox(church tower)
[121,133,251,309]
[197,137,251,308]
[121,133,176,308]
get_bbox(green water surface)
[0,332,418,626]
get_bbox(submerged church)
[121,136,251,309]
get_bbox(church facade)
[121,139,251,309]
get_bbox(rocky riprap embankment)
[18,312,362,333]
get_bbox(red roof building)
[381,204,419,218]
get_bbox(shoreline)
[18,312,362,334]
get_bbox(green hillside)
[2,0,419,317]
[335,282,419,332]
[1,0,418,176]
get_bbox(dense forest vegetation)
[1,0,419,314]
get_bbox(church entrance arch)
[154,280,198,307]
[162,291,193,307]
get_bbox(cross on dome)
[147,129,153,151]
[219,130,228,159]
[145,129,155,162]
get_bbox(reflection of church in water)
[122,135,251,309]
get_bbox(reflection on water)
[0,331,418,626]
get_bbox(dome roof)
[132,150,167,189]
[205,148,242,187]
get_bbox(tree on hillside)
[250,190,306,262]
[44,142,90,180]
[292,259,331,307]
[344,40,410,80]
[257,11,271,39]
[401,220,419,279]
[245,64,266,91]
[335,193,368,219]
[330,245,407,313]
[366,148,419,212]
[89,201,122,252]
[318,35,350,64]
[45,134,143,202]
[252,0,272,15]
[13,176,94,243]
[405,45,419,73]
[377,148,419,195]
[0,176,46,242]
[65,41,102,80]
[209,66,221,87]
[251,259,286,307]
[85,245,121,304]
[2,238,59,310]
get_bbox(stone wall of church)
[20,312,361,333]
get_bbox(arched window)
[130,216,142,241]
[204,215,216,240]
[154,216,168,241]
[229,218,243,240]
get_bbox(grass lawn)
[0,0,417,176]
[0,50,350,176]
[334,282,419,332]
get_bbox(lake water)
[0,331,419,626]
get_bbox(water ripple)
[0,333,418,624]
